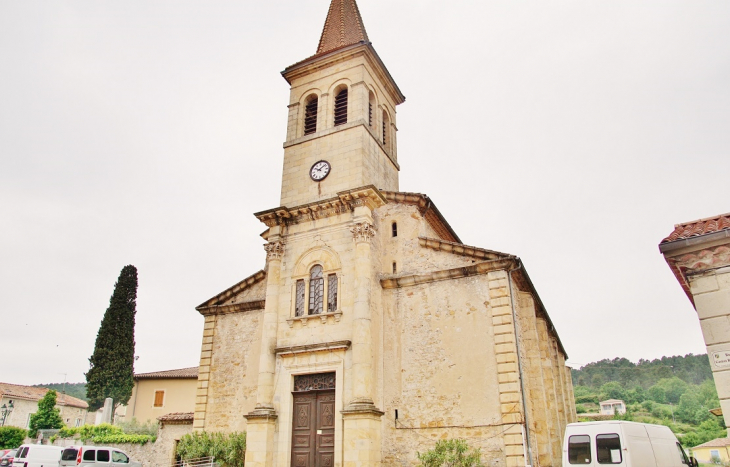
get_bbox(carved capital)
[264,241,285,261]
[350,222,376,243]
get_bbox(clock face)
[310,160,331,181]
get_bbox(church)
[192,1,576,466]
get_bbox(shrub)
[176,431,246,467]
[417,439,483,467]
[0,426,27,449]
[576,405,587,414]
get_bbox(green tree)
[599,382,626,401]
[0,426,27,449]
[676,392,701,424]
[28,390,64,437]
[417,439,483,467]
[85,265,138,413]
[655,377,689,404]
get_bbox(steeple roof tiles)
[316,0,369,55]
[661,212,730,244]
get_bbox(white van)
[563,421,697,467]
[11,444,63,467]
[59,446,142,467]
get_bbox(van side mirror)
[689,456,698,467]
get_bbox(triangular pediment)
[196,270,267,315]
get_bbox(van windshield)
[569,435,592,464]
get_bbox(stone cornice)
[196,270,266,312]
[419,237,513,261]
[275,340,351,356]
[197,300,266,317]
[254,186,386,227]
[282,42,405,106]
[382,192,460,243]
[380,258,518,289]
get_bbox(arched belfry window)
[368,91,375,127]
[334,88,348,126]
[304,95,318,135]
[382,109,390,147]
[309,265,324,315]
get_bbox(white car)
[59,446,142,467]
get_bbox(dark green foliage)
[680,418,727,447]
[86,265,138,412]
[417,439,483,467]
[0,426,27,449]
[32,383,87,402]
[28,390,64,437]
[176,431,246,467]
[571,354,712,389]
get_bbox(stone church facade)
[192,1,576,466]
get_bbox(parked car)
[0,450,16,467]
[59,446,142,467]
[563,420,697,466]
[11,444,63,467]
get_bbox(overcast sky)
[2,1,729,386]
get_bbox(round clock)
[310,160,331,181]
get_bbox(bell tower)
[279,0,405,208]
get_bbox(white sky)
[1,1,729,386]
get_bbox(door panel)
[292,390,335,467]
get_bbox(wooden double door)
[291,390,335,467]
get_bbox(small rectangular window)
[392,262,397,273]
[83,449,96,461]
[392,222,397,237]
[154,390,165,407]
[62,448,79,461]
[568,435,591,464]
[596,433,622,464]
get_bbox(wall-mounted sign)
[712,351,730,369]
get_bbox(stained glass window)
[327,274,338,312]
[295,279,305,317]
[309,265,324,315]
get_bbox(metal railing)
[170,456,216,467]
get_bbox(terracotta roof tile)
[0,382,88,409]
[661,212,730,243]
[317,0,369,55]
[134,367,198,380]
[694,436,730,449]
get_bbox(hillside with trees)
[32,383,87,402]
[572,353,725,447]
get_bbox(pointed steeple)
[316,0,369,55]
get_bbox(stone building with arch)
[192,1,575,466]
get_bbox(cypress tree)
[85,265,138,413]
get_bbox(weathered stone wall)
[0,396,88,430]
[381,274,507,466]
[201,309,263,432]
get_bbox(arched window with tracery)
[304,95,318,135]
[308,265,324,315]
[334,88,348,126]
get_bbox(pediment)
[196,270,267,316]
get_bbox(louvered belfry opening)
[304,97,318,135]
[368,102,373,126]
[334,88,348,126]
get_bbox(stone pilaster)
[244,234,284,467]
[342,214,383,467]
[193,314,216,431]
[488,270,526,467]
[536,317,560,461]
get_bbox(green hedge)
[0,426,27,449]
[52,423,155,445]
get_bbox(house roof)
[600,399,625,405]
[134,367,198,380]
[317,0,369,55]
[661,212,730,244]
[0,382,88,409]
[694,436,730,449]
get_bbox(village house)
[660,212,730,439]
[120,367,198,425]
[193,1,576,466]
[0,382,89,430]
